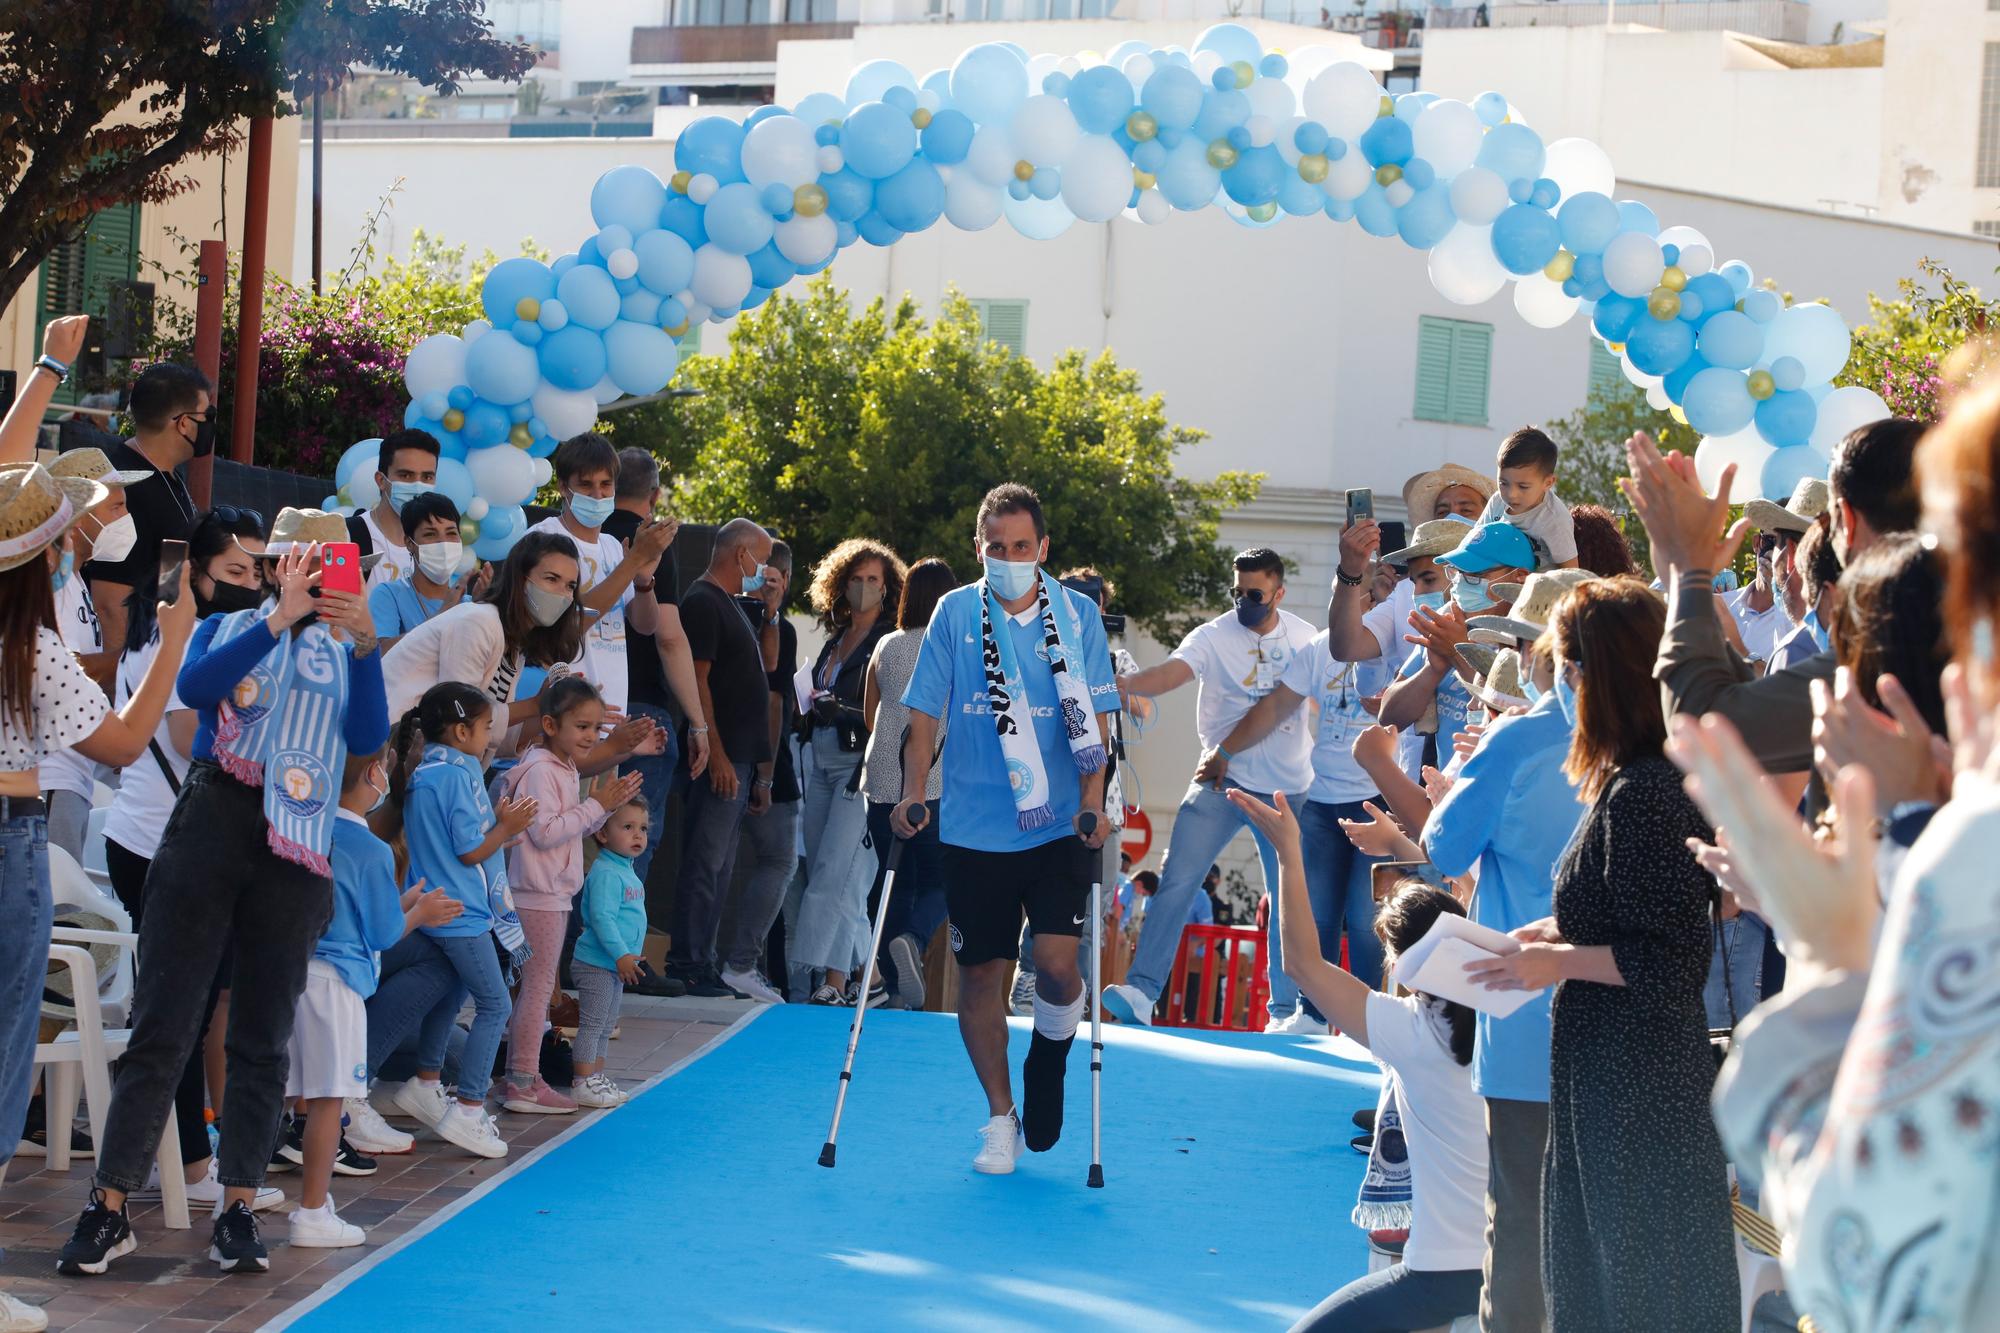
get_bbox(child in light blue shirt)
[571,799,651,1108]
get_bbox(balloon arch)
[331,23,1891,564]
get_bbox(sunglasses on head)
[197,505,266,537]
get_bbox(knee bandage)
[1032,986,1085,1042]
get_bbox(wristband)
[1215,745,1233,761]
[35,355,69,384]
[754,778,773,789]
[1334,566,1363,587]
[633,578,655,592]
[689,724,709,734]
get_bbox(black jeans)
[865,800,945,983]
[94,763,332,1193]
[669,762,753,972]
[104,837,227,1173]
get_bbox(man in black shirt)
[88,364,212,657]
[669,517,776,996]
[599,447,709,884]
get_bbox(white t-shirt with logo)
[41,574,106,800]
[1353,579,1426,780]
[1365,990,1489,1272]
[1170,608,1317,796]
[359,508,411,592]
[527,516,631,714]
[1279,630,1392,805]
[102,631,191,860]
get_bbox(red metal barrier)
[1160,925,1271,1032]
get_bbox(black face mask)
[200,581,264,617]
[184,414,216,458]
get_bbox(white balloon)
[348,474,381,509]
[529,457,554,487]
[1693,426,1775,497]
[916,88,942,114]
[1056,55,1081,76]
[1122,54,1156,87]
[465,443,536,508]
[531,383,598,440]
[690,244,752,310]
[742,113,821,190]
[1622,352,1661,389]
[687,174,718,205]
[1809,385,1892,457]
[403,333,468,400]
[943,171,1003,231]
[1383,178,1414,208]
[1541,138,1615,203]
[1602,231,1664,299]
[1428,225,1508,306]
[462,319,492,344]
[1283,45,1338,99]
[1302,62,1383,141]
[1647,383,1672,411]
[1061,135,1134,223]
[592,374,624,406]
[1192,51,1224,82]
[1244,75,1295,126]
[1412,99,1482,179]
[774,212,838,265]
[1656,225,1713,276]
[1448,167,1509,226]
[1003,189,1074,241]
[606,248,639,280]
[1275,115,1309,167]
[464,496,490,522]
[1323,147,1374,202]
[816,145,844,174]
[1013,94,1080,166]
[1513,272,1579,329]
[1135,189,1171,225]
[965,125,1020,188]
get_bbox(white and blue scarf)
[979,569,1106,830]
[211,608,350,876]
[1352,1080,1413,1232]
[420,742,530,971]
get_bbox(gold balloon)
[515,297,540,323]
[1132,169,1156,190]
[1375,163,1402,187]
[912,108,932,130]
[665,319,690,338]
[1379,95,1393,118]
[1670,405,1689,426]
[1660,265,1687,292]
[1229,60,1255,89]
[441,409,465,432]
[1747,370,1776,401]
[1543,250,1574,282]
[1247,201,1277,223]
[1206,140,1238,170]
[1298,153,1329,184]
[670,171,691,194]
[1014,159,1035,182]
[1608,341,1624,354]
[1648,287,1682,321]
[1126,110,1158,142]
[509,423,533,448]
[793,183,828,217]
[459,517,480,544]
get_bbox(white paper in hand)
[1394,913,1544,1019]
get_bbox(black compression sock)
[1021,1030,1075,1152]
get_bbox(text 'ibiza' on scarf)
[210,608,351,876]
[979,569,1105,830]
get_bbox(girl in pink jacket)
[495,677,642,1114]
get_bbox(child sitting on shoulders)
[286,744,461,1248]
[572,799,652,1107]
[494,677,643,1115]
[1477,427,1578,568]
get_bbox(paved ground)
[0,995,753,1332]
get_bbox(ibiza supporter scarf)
[979,569,1106,829]
[419,741,530,973]
[211,607,350,875]
[1351,1080,1413,1232]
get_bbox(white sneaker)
[434,1102,508,1159]
[1263,1007,1326,1035]
[720,966,784,1005]
[287,1201,365,1249]
[594,1073,631,1104]
[390,1079,453,1130]
[972,1111,1026,1175]
[1100,983,1154,1028]
[570,1074,622,1109]
[0,1290,48,1332]
[185,1158,285,1216]
[369,1079,410,1117]
[343,1097,414,1154]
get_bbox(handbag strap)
[148,738,182,796]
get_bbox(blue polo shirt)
[319,812,406,999]
[1398,643,1475,754]
[902,582,1119,853]
[368,577,447,640]
[403,745,500,937]
[1420,692,1587,1103]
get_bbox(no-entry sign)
[1121,808,1152,865]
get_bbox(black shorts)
[942,838,1096,967]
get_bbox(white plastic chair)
[38,928,189,1229]
[80,804,111,886]
[47,844,132,1027]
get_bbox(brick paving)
[0,996,754,1331]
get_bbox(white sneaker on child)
[570,1075,622,1109]
[0,1289,48,1332]
[343,1097,414,1154]
[596,1074,631,1105]
[184,1158,285,1216]
[390,1079,453,1130]
[434,1102,508,1159]
[287,1201,365,1249]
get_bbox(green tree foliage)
[1544,382,1697,578]
[1838,257,1999,421]
[611,276,1261,640]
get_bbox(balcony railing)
[1424,2,1809,43]
[631,21,856,67]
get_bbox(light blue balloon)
[480,258,557,327]
[704,181,777,255]
[675,117,747,185]
[1682,366,1756,437]
[1359,116,1413,168]
[876,157,945,232]
[634,229,695,296]
[1221,145,1283,207]
[841,101,918,180]
[419,391,448,420]
[1592,295,1643,343]
[1742,289,1781,324]
[1491,202,1561,274]
[950,44,1029,126]
[1759,445,1825,504]
[1193,22,1261,66]
[793,92,847,129]
[856,210,903,247]
[1473,91,1508,126]
[846,58,918,108]
[621,290,663,325]
[334,439,380,489]
[555,264,621,331]
[464,332,540,405]
[821,168,874,223]
[1755,389,1817,448]
[1475,122,1544,183]
[1770,355,1806,393]
[1142,65,1206,131]
[1028,166,1060,201]
[460,400,511,450]
[1718,260,1754,296]
[1627,314,1696,377]
[537,325,608,392]
[1695,309,1763,371]
[1354,184,1397,239]
[434,457,477,510]
[747,242,796,290]
[921,67,953,105]
[511,322,542,348]
[1156,136,1220,210]
[1192,88,1250,142]
[509,402,533,423]
[603,320,679,396]
[921,109,976,164]
[1556,192,1619,256]
[479,504,522,543]
[1684,274,1734,322]
[1066,64,1135,136]
[883,85,919,113]
[1277,170,1325,218]
[1616,199,1658,235]
[1133,138,1167,173]
[588,167,667,234]
[1664,354,1710,405]
[1395,182,1455,249]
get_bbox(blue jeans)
[1126,780,1291,1018]
[625,700,682,884]
[1704,913,1767,1031]
[0,812,52,1182]
[365,931,458,1077]
[792,748,874,975]
[1298,797,1386,1008]
[418,934,512,1103]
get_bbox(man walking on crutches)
[891,484,1120,1175]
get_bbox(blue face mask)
[1554,666,1581,728]
[50,548,73,592]
[738,549,767,594]
[1803,607,1831,654]
[1234,596,1268,629]
[1522,676,1544,705]
[984,557,1038,601]
[567,492,616,529]
[388,480,434,511]
[1412,589,1449,612]
[1450,572,1498,614]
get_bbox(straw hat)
[1466,569,1596,643]
[0,463,109,573]
[1743,478,1830,536]
[257,507,383,570]
[47,447,152,489]
[1455,641,1499,678]
[1401,463,1496,524]
[1381,515,1476,565]
[1469,648,1532,712]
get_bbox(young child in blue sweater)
[571,800,651,1108]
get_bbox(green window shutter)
[34,201,140,405]
[676,323,701,359]
[1413,316,1456,422]
[1586,340,1624,406]
[1447,322,1491,426]
[968,298,1028,357]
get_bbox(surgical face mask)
[524,582,574,628]
[1450,571,1498,614]
[846,580,883,614]
[1803,607,1832,654]
[1554,665,1582,728]
[566,492,616,529]
[365,765,390,814]
[388,480,435,511]
[88,512,137,566]
[416,540,463,584]
[50,548,73,591]
[983,556,1037,601]
[204,579,265,617]
[738,549,767,594]
[1522,676,1544,705]
[1412,589,1449,612]
[1233,595,1268,629]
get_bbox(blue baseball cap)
[1438,521,1538,574]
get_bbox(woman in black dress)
[1467,577,1738,1332]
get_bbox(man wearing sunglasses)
[89,363,216,664]
[1724,530,1794,671]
